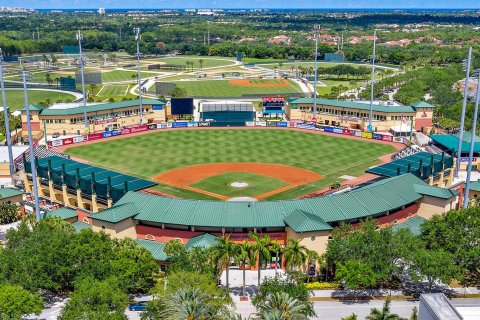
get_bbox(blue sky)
[3,0,479,9]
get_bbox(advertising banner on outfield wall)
[157,123,167,129]
[188,122,198,127]
[382,135,393,142]
[198,121,210,127]
[324,126,334,133]
[166,123,173,128]
[354,130,362,137]
[147,124,157,130]
[276,122,288,127]
[50,139,63,147]
[172,122,188,128]
[73,136,86,143]
[62,138,74,145]
[245,121,255,127]
[372,133,383,140]
[343,129,351,135]
[332,128,343,134]
[266,121,277,127]
[121,125,148,135]
[256,121,267,127]
[88,133,103,141]
[361,132,373,139]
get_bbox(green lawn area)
[174,79,303,97]
[98,84,129,97]
[141,56,236,69]
[100,70,158,83]
[191,172,289,197]
[257,61,394,71]
[65,129,395,199]
[1,89,77,111]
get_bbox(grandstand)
[199,101,256,127]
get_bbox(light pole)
[455,47,472,178]
[368,30,377,132]
[21,71,41,221]
[0,48,15,181]
[312,25,320,122]
[463,69,480,209]
[76,30,89,132]
[134,27,143,125]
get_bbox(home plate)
[339,175,356,180]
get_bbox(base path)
[153,162,324,200]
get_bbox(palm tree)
[89,83,97,96]
[283,239,308,272]
[199,59,204,70]
[269,240,283,275]
[131,74,137,84]
[54,77,60,88]
[342,314,358,320]
[306,249,321,282]
[249,232,271,287]
[214,235,237,290]
[366,299,403,320]
[171,287,212,320]
[257,292,308,320]
[236,240,254,297]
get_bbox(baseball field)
[64,129,396,200]
[1,89,77,111]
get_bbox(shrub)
[0,203,20,224]
[305,281,339,290]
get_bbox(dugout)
[200,101,255,127]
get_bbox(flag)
[401,114,407,124]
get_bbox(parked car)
[129,301,147,311]
[52,132,60,138]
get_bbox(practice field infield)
[1,89,76,111]
[64,129,396,200]
[173,79,303,97]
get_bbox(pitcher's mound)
[231,182,248,188]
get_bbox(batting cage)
[200,101,255,127]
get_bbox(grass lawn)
[190,172,289,197]
[257,61,395,71]
[141,56,236,69]
[101,70,159,83]
[98,85,129,97]
[1,89,77,111]
[173,79,303,97]
[65,129,395,199]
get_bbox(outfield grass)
[173,79,303,97]
[101,70,159,83]
[65,129,395,199]
[191,172,289,197]
[1,89,77,111]
[98,85,129,97]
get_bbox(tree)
[59,277,129,320]
[214,235,237,289]
[89,83,97,96]
[252,275,315,318]
[283,239,308,272]
[366,299,403,320]
[342,314,358,320]
[409,249,459,292]
[45,73,53,86]
[50,54,58,68]
[169,87,188,98]
[0,202,20,224]
[131,73,137,84]
[335,260,378,296]
[256,292,309,320]
[0,283,44,320]
[236,240,254,297]
[54,77,60,88]
[270,240,283,275]
[249,232,271,287]
[199,59,204,69]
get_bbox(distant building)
[268,35,291,45]
[98,8,105,14]
[419,293,480,320]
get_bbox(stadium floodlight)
[455,47,472,178]
[0,48,15,180]
[463,68,480,209]
[76,30,89,131]
[368,30,377,132]
[21,71,41,221]
[134,27,143,125]
[311,24,321,123]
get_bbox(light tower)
[455,47,472,178]
[76,30,89,131]
[0,48,15,181]
[312,24,320,123]
[21,71,41,221]
[368,30,377,132]
[134,27,143,125]
[463,68,480,209]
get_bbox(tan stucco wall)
[0,162,11,177]
[91,218,137,240]
[286,227,331,255]
[0,194,23,204]
[417,196,456,219]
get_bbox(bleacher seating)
[391,144,425,161]
[16,145,69,170]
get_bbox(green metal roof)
[72,221,92,232]
[89,202,139,223]
[103,173,438,231]
[46,207,77,220]
[392,216,426,236]
[0,187,24,200]
[26,156,157,202]
[284,209,332,232]
[366,152,453,179]
[18,105,44,112]
[136,239,169,261]
[430,132,480,153]
[186,233,218,249]
[469,181,480,192]
[411,101,436,109]
[288,98,415,113]
[31,99,165,116]
[413,184,457,199]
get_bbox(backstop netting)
[76,71,102,85]
[200,102,255,127]
[155,82,177,96]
